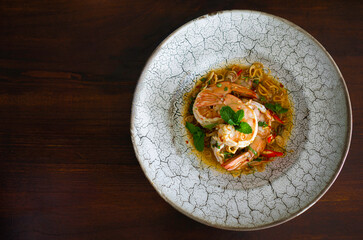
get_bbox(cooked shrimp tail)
[221,152,251,171]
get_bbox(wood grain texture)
[0,0,362,239]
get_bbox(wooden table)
[1,1,362,239]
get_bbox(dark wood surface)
[1,0,362,239]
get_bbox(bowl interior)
[131,10,351,230]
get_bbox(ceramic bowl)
[131,10,352,230]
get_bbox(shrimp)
[192,81,257,127]
[219,101,274,171]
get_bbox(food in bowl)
[184,62,293,175]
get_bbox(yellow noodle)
[226,145,238,154]
[257,84,269,96]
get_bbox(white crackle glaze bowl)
[131,10,352,230]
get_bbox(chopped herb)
[185,122,205,152]
[258,121,268,127]
[223,152,234,159]
[224,87,228,91]
[247,162,253,168]
[260,95,266,102]
[265,103,288,114]
[207,80,211,85]
[253,79,259,85]
[204,123,217,130]
[200,77,207,82]
[254,157,263,162]
[188,97,196,114]
[216,83,222,87]
[212,142,221,149]
[220,106,252,134]
[248,146,257,156]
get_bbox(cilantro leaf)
[258,121,268,127]
[278,107,288,114]
[254,157,263,162]
[236,122,253,134]
[203,123,218,130]
[186,122,205,151]
[223,152,234,159]
[265,103,288,114]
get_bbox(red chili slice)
[261,150,283,158]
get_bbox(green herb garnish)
[253,79,259,85]
[247,162,253,168]
[258,121,268,127]
[235,122,253,134]
[260,95,266,102]
[265,103,288,114]
[212,142,221,149]
[254,157,263,162]
[224,87,228,91]
[216,83,222,87]
[223,152,234,159]
[200,77,206,82]
[247,146,257,156]
[186,122,205,151]
[204,123,218,130]
[188,97,196,114]
[220,106,252,134]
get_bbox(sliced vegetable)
[236,69,243,77]
[269,110,284,124]
[260,149,283,158]
[248,146,257,156]
[267,134,276,143]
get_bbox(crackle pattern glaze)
[131,11,351,230]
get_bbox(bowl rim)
[130,9,353,231]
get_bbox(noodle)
[257,84,269,96]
